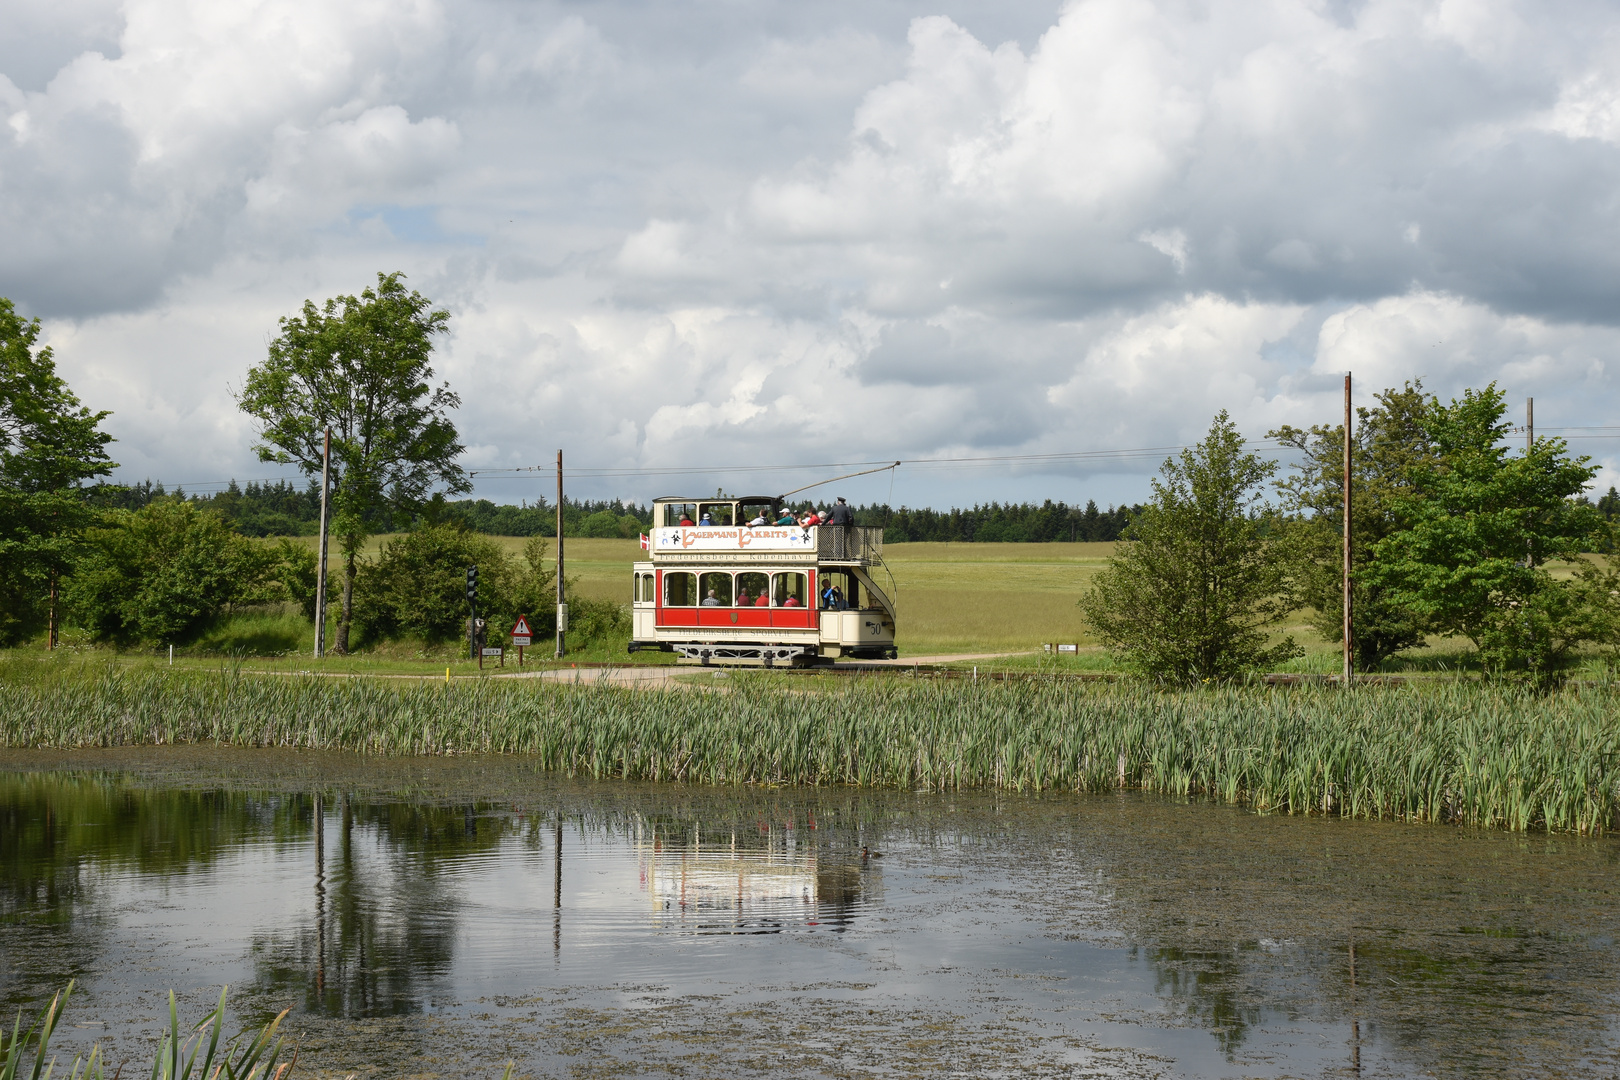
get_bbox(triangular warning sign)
[511,615,533,636]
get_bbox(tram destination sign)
[652,526,813,553]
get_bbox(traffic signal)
[466,565,478,602]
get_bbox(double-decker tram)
[628,495,898,666]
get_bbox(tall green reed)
[4,663,1618,833]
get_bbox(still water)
[2,747,1618,1078]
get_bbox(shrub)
[63,502,292,646]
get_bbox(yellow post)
[445,667,450,683]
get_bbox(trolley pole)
[556,449,566,659]
[1343,373,1353,688]
[313,428,331,659]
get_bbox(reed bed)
[3,663,1618,833]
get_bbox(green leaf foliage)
[1083,411,1301,682]
[353,526,558,645]
[0,298,117,645]
[63,501,294,646]
[1365,383,1607,679]
[1270,381,1436,670]
[236,272,468,652]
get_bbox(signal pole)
[1343,372,1353,688]
[556,449,566,659]
[467,565,478,661]
[313,428,331,659]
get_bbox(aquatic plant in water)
[4,662,1620,833]
[1,983,288,1080]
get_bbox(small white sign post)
[510,614,534,666]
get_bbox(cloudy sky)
[7,0,1620,509]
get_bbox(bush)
[63,501,293,646]
[353,527,556,645]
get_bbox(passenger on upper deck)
[774,509,796,525]
[679,513,694,526]
[699,513,714,527]
[800,509,819,527]
[748,510,768,527]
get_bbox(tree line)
[77,480,1145,544]
[1085,385,1620,683]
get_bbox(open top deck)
[649,496,882,565]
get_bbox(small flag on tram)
[639,533,649,550]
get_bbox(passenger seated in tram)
[800,509,819,527]
[736,587,752,606]
[679,513,694,526]
[748,510,768,527]
[701,589,721,606]
[774,509,796,525]
[699,513,714,527]
[780,592,800,607]
[755,591,770,606]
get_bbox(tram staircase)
[814,525,901,622]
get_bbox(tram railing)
[816,525,883,562]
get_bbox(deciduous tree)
[1083,412,1300,682]
[237,272,468,653]
[1365,384,1606,679]
[0,298,116,645]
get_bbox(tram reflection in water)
[635,820,878,933]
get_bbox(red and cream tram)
[627,496,898,665]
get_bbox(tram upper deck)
[648,496,882,565]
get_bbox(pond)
[2,746,1618,1078]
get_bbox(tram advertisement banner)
[651,526,814,552]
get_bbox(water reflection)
[634,820,878,933]
[2,754,1619,1079]
[251,798,522,1018]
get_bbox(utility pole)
[1527,396,1535,569]
[1343,372,1353,688]
[556,449,566,659]
[313,428,332,659]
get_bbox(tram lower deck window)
[773,572,807,607]
[736,572,769,606]
[664,572,696,606]
[699,571,733,606]
[635,573,655,603]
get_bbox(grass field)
[458,536,1114,654]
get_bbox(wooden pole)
[1343,372,1353,688]
[556,449,566,658]
[1527,396,1535,569]
[313,428,331,658]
